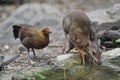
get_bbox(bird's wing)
[21,37,32,48]
[19,27,36,40]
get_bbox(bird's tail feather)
[12,25,21,39]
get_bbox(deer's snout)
[97,60,102,65]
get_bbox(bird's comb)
[43,27,51,33]
[44,27,49,31]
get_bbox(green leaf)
[116,38,120,43]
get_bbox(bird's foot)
[30,55,39,60]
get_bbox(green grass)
[16,67,75,80]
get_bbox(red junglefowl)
[62,10,102,65]
[13,24,51,58]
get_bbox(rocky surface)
[86,4,120,31]
[0,5,17,23]
[0,2,120,80]
[24,0,120,12]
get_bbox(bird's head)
[42,27,52,36]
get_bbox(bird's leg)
[27,48,31,58]
[31,48,37,58]
[75,46,85,65]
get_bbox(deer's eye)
[93,52,96,55]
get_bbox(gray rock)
[87,4,120,23]
[0,56,4,67]
[102,48,120,60]
[86,4,120,32]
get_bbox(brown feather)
[13,24,51,57]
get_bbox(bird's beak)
[49,31,52,33]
